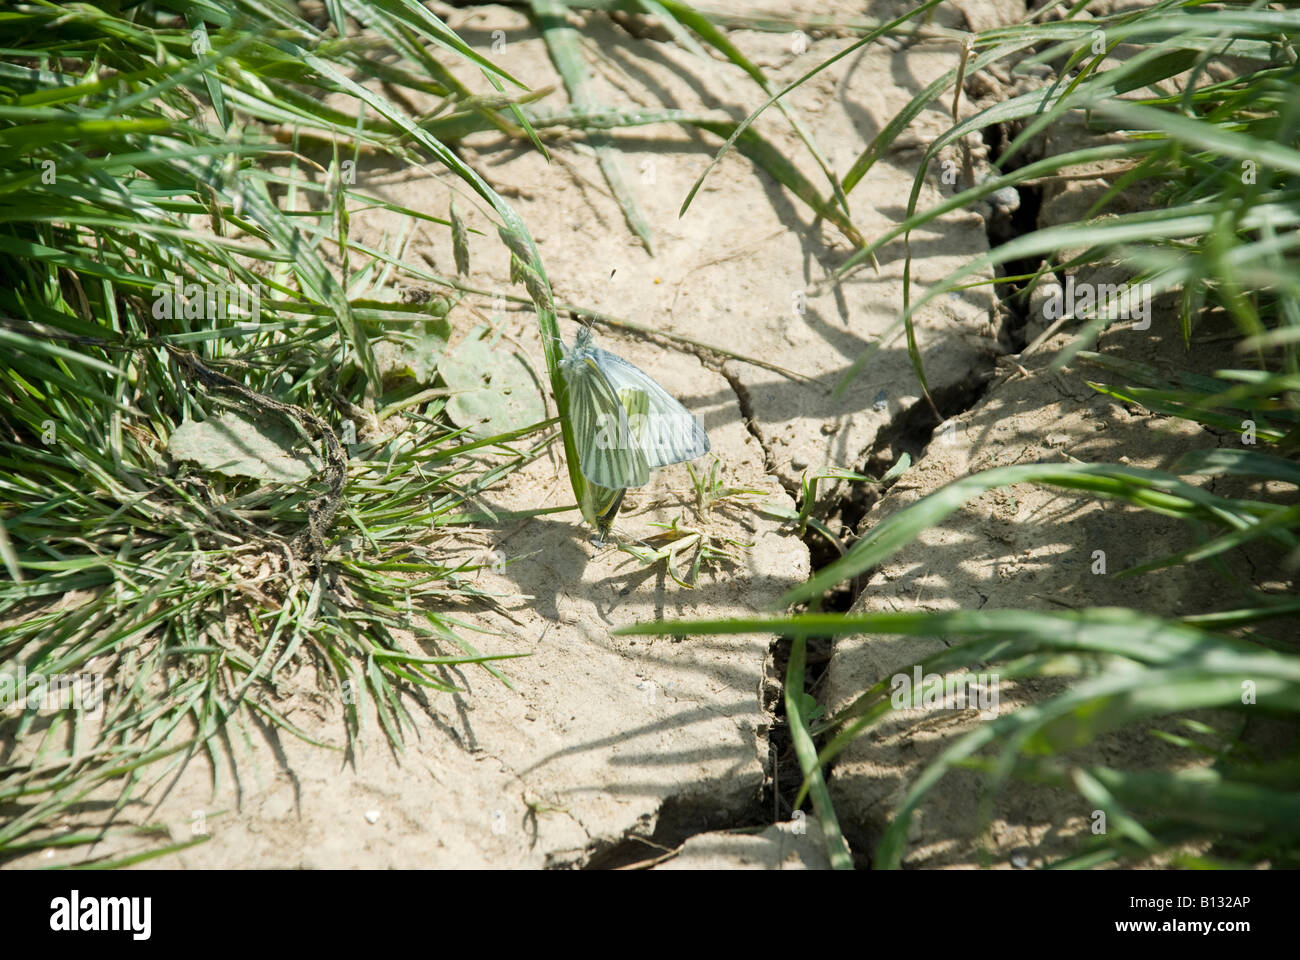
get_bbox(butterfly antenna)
[543,326,567,354]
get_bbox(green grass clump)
[0,0,564,864]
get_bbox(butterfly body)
[558,327,710,491]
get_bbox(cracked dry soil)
[12,0,1265,870]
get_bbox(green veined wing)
[561,349,650,489]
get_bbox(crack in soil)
[715,122,1050,871]
[576,32,1055,873]
[717,360,779,483]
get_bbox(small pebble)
[364,809,380,824]
[988,186,1021,215]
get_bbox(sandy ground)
[5,0,1284,869]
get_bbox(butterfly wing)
[587,346,710,468]
[562,350,651,489]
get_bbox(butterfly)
[558,325,711,496]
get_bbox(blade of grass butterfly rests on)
[557,325,711,541]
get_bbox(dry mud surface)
[6,0,1263,869]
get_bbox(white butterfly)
[558,326,710,490]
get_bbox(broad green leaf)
[168,412,323,483]
[439,325,545,436]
